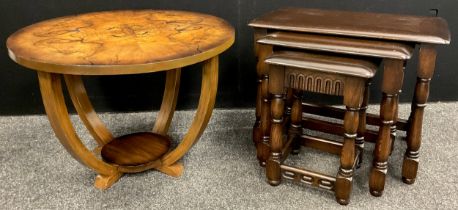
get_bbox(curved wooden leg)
[153,68,181,135]
[403,44,437,184]
[38,72,121,190]
[335,78,363,205]
[64,75,114,146]
[370,59,404,197]
[159,56,219,173]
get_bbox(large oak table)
[7,10,234,189]
[249,8,450,196]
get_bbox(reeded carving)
[286,72,344,95]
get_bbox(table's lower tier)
[101,132,171,167]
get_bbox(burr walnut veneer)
[250,8,450,198]
[7,10,234,189]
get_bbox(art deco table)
[7,10,234,189]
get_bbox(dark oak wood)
[249,8,450,44]
[369,59,405,197]
[301,103,409,131]
[300,135,343,156]
[265,51,376,205]
[403,44,437,184]
[280,164,337,191]
[289,90,302,155]
[301,117,380,143]
[265,51,377,79]
[258,32,414,59]
[266,64,285,186]
[7,10,234,75]
[101,132,171,166]
[254,30,272,166]
[250,8,450,198]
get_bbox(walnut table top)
[7,10,234,75]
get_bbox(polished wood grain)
[300,103,409,132]
[249,8,450,44]
[64,75,113,146]
[38,72,121,190]
[153,68,181,135]
[253,29,273,166]
[101,132,171,166]
[335,77,364,205]
[258,32,414,59]
[403,45,437,184]
[266,64,285,186]
[369,59,404,197]
[7,10,234,75]
[265,51,377,78]
[9,10,233,189]
[250,8,450,199]
[161,56,219,166]
[289,90,302,155]
[265,51,375,205]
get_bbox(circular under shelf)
[101,132,171,166]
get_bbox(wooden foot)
[335,176,352,205]
[94,172,123,190]
[157,162,184,177]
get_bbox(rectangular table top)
[249,8,451,45]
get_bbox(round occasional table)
[7,10,234,189]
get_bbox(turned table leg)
[402,45,437,184]
[38,72,121,190]
[335,78,364,205]
[370,59,404,196]
[256,44,273,166]
[266,64,285,186]
[355,81,370,168]
[290,90,302,155]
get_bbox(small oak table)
[249,8,450,196]
[7,10,234,189]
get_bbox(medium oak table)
[249,8,450,196]
[7,10,234,189]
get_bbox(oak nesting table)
[249,8,450,197]
[7,10,234,189]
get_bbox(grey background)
[1,0,456,115]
